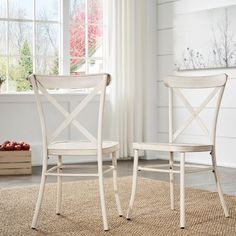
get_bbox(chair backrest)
[29,74,110,148]
[163,74,227,145]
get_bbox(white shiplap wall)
[156,0,236,168]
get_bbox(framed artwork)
[174,6,236,71]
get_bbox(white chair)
[126,74,229,229]
[29,73,123,231]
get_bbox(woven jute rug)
[0,177,236,236]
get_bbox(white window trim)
[60,0,70,75]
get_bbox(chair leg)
[180,152,185,229]
[169,152,175,210]
[112,151,123,216]
[31,173,47,229]
[56,155,62,215]
[211,149,229,217]
[97,152,109,231]
[126,149,139,220]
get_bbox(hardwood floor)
[0,159,236,195]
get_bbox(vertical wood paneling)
[157,55,174,81]
[157,3,174,29]
[157,29,174,55]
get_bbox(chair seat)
[133,142,213,152]
[48,141,119,156]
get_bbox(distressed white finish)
[127,74,229,229]
[164,74,227,88]
[29,74,122,231]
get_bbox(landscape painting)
[174,6,236,71]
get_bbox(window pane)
[2,0,61,92]
[9,22,33,55]
[36,0,59,21]
[88,0,103,24]
[70,24,85,58]
[36,56,58,75]
[9,0,33,19]
[36,23,58,56]
[70,57,86,75]
[70,0,85,24]
[88,24,102,57]
[0,57,7,92]
[88,59,103,73]
[9,56,32,91]
[0,22,6,55]
[0,0,6,18]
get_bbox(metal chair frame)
[126,74,229,228]
[30,74,123,231]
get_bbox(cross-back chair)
[126,74,229,229]
[29,73,123,231]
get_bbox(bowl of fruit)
[0,140,30,151]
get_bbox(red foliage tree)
[70,0,103,72]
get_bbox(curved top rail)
[164,74,227,88]
[29,73,111,89]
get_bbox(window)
[0,0,108,92]
[69,0,107,75]
[0,0,60,92]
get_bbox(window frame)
[0,0,108,93]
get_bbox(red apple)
[14,144,21,150]
[12,141,17,146]
[22,143,30,150]
[19,141,25,147]
[4,143,14,151]
[9,142,16,150]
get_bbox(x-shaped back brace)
[37,81,104,145]
[172,87,222,142]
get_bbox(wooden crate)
[0,150,32,175]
